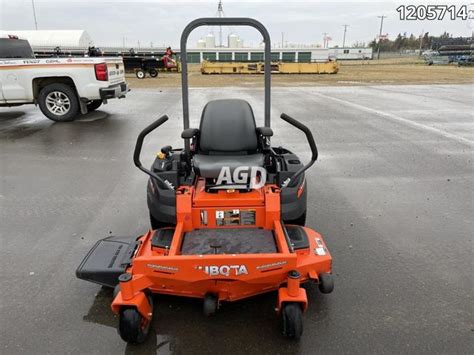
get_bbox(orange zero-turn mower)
[76,18,334,344]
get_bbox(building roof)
[0,30,93,48]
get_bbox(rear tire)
[86,100,102,111]
[281,302,303,340]
[149,69,158,78]
[38,83,79,122]
[150,213,173,230]
[136,69,146,79]
[285,210,306,226]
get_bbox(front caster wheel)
[118,296,153,344]
[281,302,303,340]
[318,273,334,294]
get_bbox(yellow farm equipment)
[201,60,339,74]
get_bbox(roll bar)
[133,115,173,190]
[280,113,318,188]
[180,18,272,128]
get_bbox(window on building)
[298,52,312,62]
[234,52,248,61]
[250,52,264,61]
[203,52,216,61]
[187,52,201,63]
[218,52,232,61]
[282,52,296,62]
[271,52,280,61]
[343,49,350,54]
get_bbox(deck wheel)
[318,273,334,294]
[281,302,303,340]
[118,295,153,344]
[203,293,218,316]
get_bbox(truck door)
[0,71,5,103]
[0,38,35,102]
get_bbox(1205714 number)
[396,5,469,21]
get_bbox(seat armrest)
[181,128,199,139]
[256,127,273,137]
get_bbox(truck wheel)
[136,69,146,79]
[38,83,79,122]
[87,100,102,112]
[149,69,158,78]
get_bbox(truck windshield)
[0,38,35,59]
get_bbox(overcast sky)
[1,0,472,47]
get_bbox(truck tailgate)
[106,59,125,85]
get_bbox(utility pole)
[418,29,424,56]
[281,32,284,48]
[323,32,328,48]
[377,15,386,59]
[31,0,38,30]
[217,0,224,47]
[342,24,349,48]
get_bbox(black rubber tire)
[149,69,158,78]
[118,295,153,344]
[203,294,218,316]
[281,302,303,340]
[136,69,146,79]
[318,273,334,294]
[113,284,120,299]
[38,83,79,122]
[86,100,102,111]
[150,212,172,230]
[285,210,306,226]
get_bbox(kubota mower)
[77,18,333,344]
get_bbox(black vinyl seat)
[193,99,264,179]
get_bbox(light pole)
[377,15,386,60]
[342,24,349,48]
[31,0,38,30]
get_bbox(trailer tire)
[136,69,146,79]
[38,83,79,122]
[281,302,303,340]
[149,69,158,78]
[87,100,102,112]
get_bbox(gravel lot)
[0,84,472,354]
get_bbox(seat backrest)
[199,99,258,154]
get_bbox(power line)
[377,15,387,60]
[342,24,349,48]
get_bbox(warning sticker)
[215,209,256,226]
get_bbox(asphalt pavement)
[0,84,472,354]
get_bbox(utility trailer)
[201,60,339,74]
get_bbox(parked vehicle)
[0,35,129,122]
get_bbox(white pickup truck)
[0,36,129,122]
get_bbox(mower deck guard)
[76,236,139,288]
